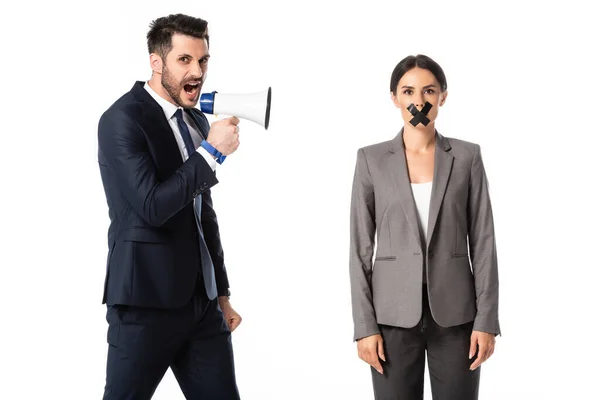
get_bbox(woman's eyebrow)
[400,84,437,89]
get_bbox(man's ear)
[149,53,163,74]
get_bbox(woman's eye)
[403,90,413,95]
[425,89,435,94]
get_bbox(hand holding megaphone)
[206,116,240,156]
[199,87,271,164]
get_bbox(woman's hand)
[469,330,496,370]
[357,333,386,374]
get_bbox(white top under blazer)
[410,181,433,247]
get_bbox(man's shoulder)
[101,89,144,122]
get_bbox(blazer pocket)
[451,253,469,258]
[374,256,396,261]
[122,227,171,243]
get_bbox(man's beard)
[161,65,199,108]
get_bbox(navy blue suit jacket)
[97,81,230,308]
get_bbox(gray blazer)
[349,129,500,341]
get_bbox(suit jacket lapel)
[186,108,210,140]
[426,132,454,246]
[130,81,185,172]
[388,129,423,252]
[141,106,183,171]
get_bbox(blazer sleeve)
[468,144,501,336]
[98,109,218,227]
[349,148,379,341]
[200,188,230,296]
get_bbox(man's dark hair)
[390,54,447,95]
[147,14,209,60]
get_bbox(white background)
[1,0,599,399]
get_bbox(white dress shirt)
[144,81,217,170]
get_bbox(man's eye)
[180,57,189,62]
[200,58,208,64]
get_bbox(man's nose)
[190,62,203,78]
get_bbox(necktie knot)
[173,108,184,122]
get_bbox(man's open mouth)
[184,82,200,95]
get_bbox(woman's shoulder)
[355,140,396,168]
[442,134,481,159]
[359,139,394,154]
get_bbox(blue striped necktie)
[173,108,218,300]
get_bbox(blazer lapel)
[141,106,184,171]
[388,129,423,252]
[130,81,185,172]
[186,108,210,140]
[426,132,454,246]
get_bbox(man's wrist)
[218,295,231,308]
[200,140,226,164]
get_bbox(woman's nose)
[413,94,424,108]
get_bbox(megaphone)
[199,87,272,130]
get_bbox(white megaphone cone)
[199,87,271,129]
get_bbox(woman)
[349,54,500,400]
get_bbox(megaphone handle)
[200,140,227,165]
